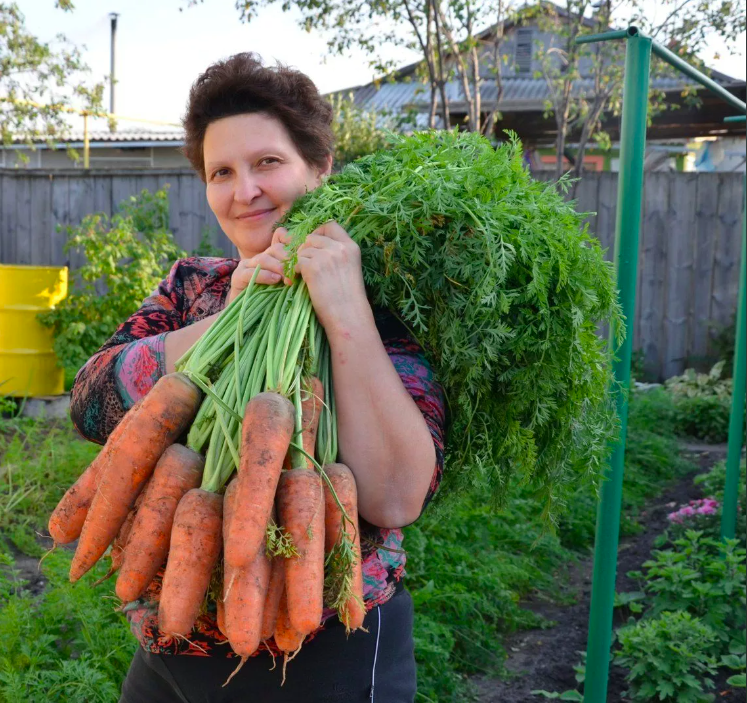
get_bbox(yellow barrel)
[0,264,68,397]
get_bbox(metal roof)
[343,74,745,117]
[10,127,184,147]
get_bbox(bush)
[615,611,718,702]
[631,531,746,651]
[38,188,184,376]
[673,395,732,443]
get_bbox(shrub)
[615,611,718,702]
[38,188,184,376]
[632,531,746,651]
[673,395,732,443]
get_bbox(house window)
[515,28,533,75]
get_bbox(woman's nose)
[234,172,262,204]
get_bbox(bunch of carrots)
[49,272,365,679]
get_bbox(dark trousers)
[119,586,416,703]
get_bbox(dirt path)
[471,443,743,703]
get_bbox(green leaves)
[283,129,621,517]
[38,188,184,377]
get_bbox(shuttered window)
[515,28,533,75]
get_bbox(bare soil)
[471,443,746,703]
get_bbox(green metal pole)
[583,31,652,703]
[651,42,747,113]
[720,175,746,541]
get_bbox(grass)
[0,386,699,702]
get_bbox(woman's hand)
[278,222,371,335]
[225,230,292,307]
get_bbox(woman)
[70,53,445,703]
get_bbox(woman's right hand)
[225,234,292,307]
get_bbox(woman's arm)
[163,311,221,374]
[289,222,445,529]
[329,310,443,529]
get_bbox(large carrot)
[295,377,323,469]
[277,468,325,635]
[221,479,272,660]
[261,554,285,642]
[92,479,148,588]
[223,392,295,571]
[273,587,305,654]
[48,398,143,545]
[115,444,204,602]
[158,488,223,636]
[323,463,365,632]
[69,373,201,583]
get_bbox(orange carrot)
[69,373,201,583]
[273,587,305,654]
[158,488,223,637]
[323,463,365,631]
[223,392,295,571]
[296,377,323,469]
[221,479,272,660]
[92,479,148,588]
[261,554,285,642]
[115,444,204,602]
[277,468,325,635]
[48,398,143,545]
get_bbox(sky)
[16,0,747,132]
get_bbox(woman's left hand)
[276,222,371,335]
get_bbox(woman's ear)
[320,154,333,179]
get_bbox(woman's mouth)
[237,207,276,222]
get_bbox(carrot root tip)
[222,656,248,688]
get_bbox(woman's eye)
[211,168,230,180]
[260,157,280,166]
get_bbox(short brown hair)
[182,53,334,181]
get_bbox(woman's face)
[203,112,331,259]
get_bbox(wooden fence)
[0,168,744,380]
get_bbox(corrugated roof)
[12,127,184,146]
[345,74,744,116]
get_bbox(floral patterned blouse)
[69,256,446,658]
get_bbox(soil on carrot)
[471,443,744,703]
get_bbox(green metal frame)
[574,26,747,703]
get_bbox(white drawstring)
[370,606,382,702]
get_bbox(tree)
[531,0,746,184]
[0,2,104,157]
[193,0,519,134]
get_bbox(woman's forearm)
[163,311,222,373]
[326,309,436,529]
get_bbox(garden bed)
[471,442,745,703]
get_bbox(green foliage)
[329,93,398,169]
[0,549,136,702]
[190,227,226,258]
[406,484,575,701]
[694,457,747,505]
[663,363,738,443]
[721,652,746,687]
[673,396,732,443]
[283,130,621,517]
[630,532,746,651]
[38,188,184,375]
[0,2,104,154]
[0,419,99,544]
[615,611,718,702]
[665,362,732,400]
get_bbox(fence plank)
[50,176,70,267]
[710,174,744,350]
[0,175,15,263]
[32,175,53,266]
[662,173,696,378]
[690,173,720,367]
[16,177,32,265]
[638,172,669,379]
